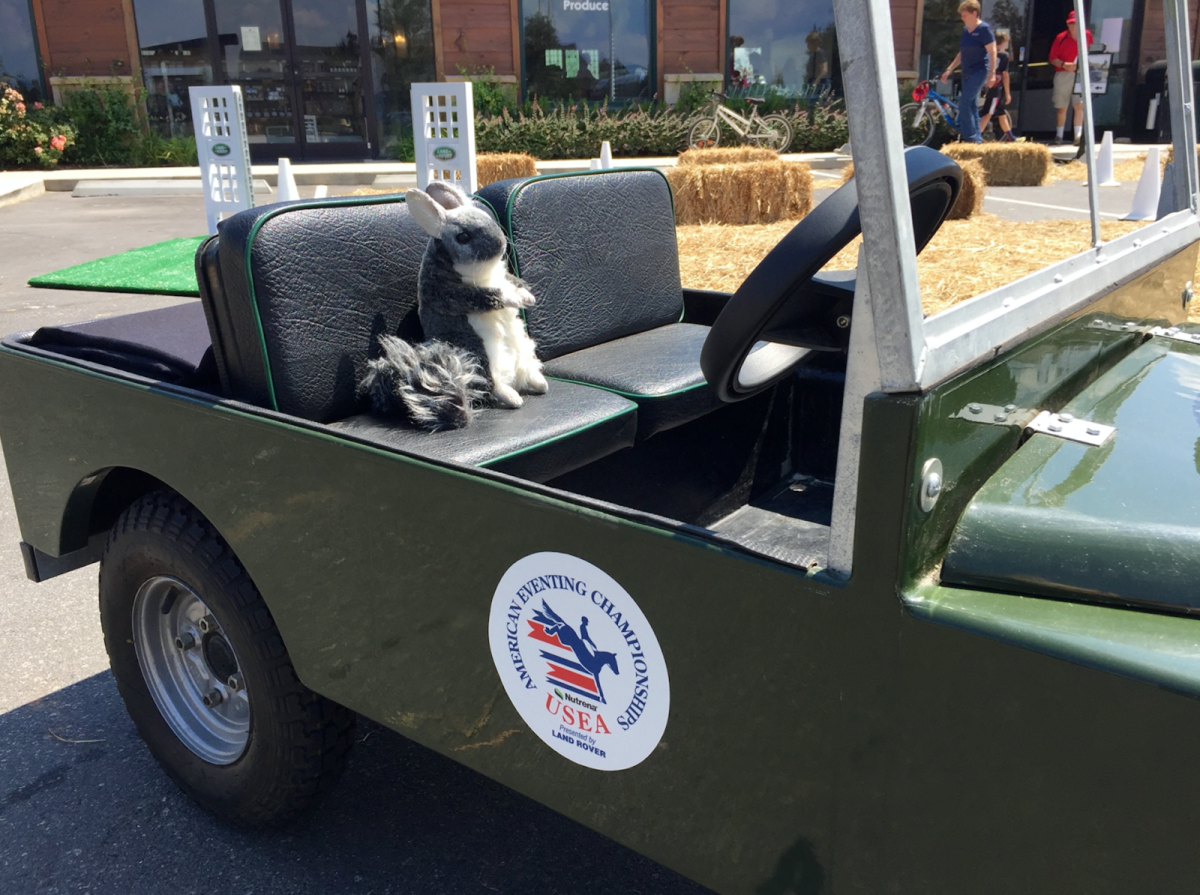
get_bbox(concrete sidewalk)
[0,152,849,204]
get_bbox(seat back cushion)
[477,170,684,361]
[210,196,431,423]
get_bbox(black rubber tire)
[99,491,355,828]
[759,114,794,151]
[689,116,721,149]
[899,103,936,147]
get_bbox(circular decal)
[432,145,456,161]
[211,142,231,157]
[489,553,670,770]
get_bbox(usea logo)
[489,553,670,770]
[211,142,231,157]
[432,145,456,161]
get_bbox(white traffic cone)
[1083,131,1119,187]
[589,158,601,170]
[1125,146,1161,221]
[599,141,613,169]
[276,157,300,201]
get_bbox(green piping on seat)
[241,194,410,412]
[478,403,637,467]
[545,374,709,401]
[499,168,686,326]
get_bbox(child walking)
[980,30,1014,141]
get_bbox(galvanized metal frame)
[826,0,1200,576]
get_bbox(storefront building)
[8,0,1196,159]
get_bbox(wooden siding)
[439,0,518,76]
[661,0,721,75]
[34,0,133,77]
[1138,0,1200,82]
[891,0,921,72]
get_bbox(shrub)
[476,101,691,159]
[0,85,75,168]
[133,130,199,167]
[60,81,142,166]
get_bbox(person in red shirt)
[1048,11,1093,144]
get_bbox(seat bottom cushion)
[327,380,636,483]
[542,322,721,439]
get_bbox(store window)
[0,0,45,101]
[367,0,436,156]
[521,0,652,103]
[132,0,214,139]
[727,0,838,98]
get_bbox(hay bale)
[667,160,813,224]
[940,142,1053,186]
[677,147,780,167]
[839,159,984,218]
[476,152,538,186]
[945,158,985,219]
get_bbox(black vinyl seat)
[196,195,636,482]
[478,170,723,439]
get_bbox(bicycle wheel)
[758,115,794,152]
[688,117,721,149]
[899,103,936,147]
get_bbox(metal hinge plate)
[1026,411,1115,446]
[1149,326,1200,346]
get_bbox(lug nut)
[1086,426,1101,436]
[968,403,982,414]
[202,689,223,708]
[226,674,244,692]
[1059,413,1074,423]
[198,615,218,634]
[836,315,851,329]
[174,632,196,650]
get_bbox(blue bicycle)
[899,80,988,146]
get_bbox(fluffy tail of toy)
[361,335,489,431]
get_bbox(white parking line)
[984,195,1124,219]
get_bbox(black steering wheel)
[700,146,963,403]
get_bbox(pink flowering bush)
[0,85,75,168]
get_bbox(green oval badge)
[212,143,231,157]
[432,146,456,161]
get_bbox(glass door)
[288,0,372,158]
[213,0,301,153]
[210,0,373,160]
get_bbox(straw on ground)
[675,214,1180,318]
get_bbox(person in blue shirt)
[940,0,997,144]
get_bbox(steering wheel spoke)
[700,147,964,403]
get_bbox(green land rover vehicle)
[4,0,1200,891]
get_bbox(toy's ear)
[405,189,446,237]
[426,181,470,209]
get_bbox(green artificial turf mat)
[28,236,206,296]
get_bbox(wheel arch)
[60,465,183,553]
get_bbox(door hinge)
[954,403,1115,446]
[1026,410,1115,446]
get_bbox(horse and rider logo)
[487,552,672,771]
[529,600,619,703]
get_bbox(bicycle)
[899,79,998,147]
[687,92,794,151]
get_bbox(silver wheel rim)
[132,576,250,764]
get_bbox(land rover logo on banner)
[488,553,670,770]
[433,146,456,161]
[211,143,231,157]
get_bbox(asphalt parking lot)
[0,192,714,895]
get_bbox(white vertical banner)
[411,81,477,193]
[189,86,255,234]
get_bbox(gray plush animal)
[361,181,547,430]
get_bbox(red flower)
[50,134,66,151]
[33,101,43,110]
[34,146,42,154]
[15,102,25,114]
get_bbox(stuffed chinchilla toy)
[361,181,547,430]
